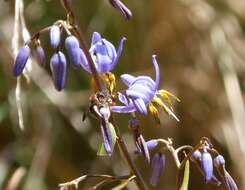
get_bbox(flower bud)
[34,46,46,66]
[201,151,213,182]
[150,153,165,186]
[50,51,67,91]
[128,117,139,130]
[65,35,81,68]
[146,139,158,151]
[13,45,30,77]
[50,25,61,48]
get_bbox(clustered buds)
[190,143,238,190]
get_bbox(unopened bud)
[13,45,30,77]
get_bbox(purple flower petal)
[152,55,160,91]
[120,74,136,86]
[201,151,213,183]
[133,98,148,115]
[110,37,126,70]
[118,92,129,105]
[79,48,90,73]
[128,83,154,100]
[109,0,132,20]
[126,89,149,101]
[50,25,61,48]
[131,76,156,91]
[150,153,165,186]
[50,51,67,91]
[91,32,101,46]
[111,105,136,113]
[13,45,30,77]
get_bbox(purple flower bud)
[34,46,46,66]
[50,25,61,48]
[192,150,202,162]
[50,51,67,91]
[128,117,139,130]
[150,153,165,186]
[201,151,213,182]
[65,35,81,68]
[214,155,225,167]
[146,139,158,151]
[13,46,30,77]
[109,0,132,20]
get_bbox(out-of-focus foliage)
[0,0,245,189]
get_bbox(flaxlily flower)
[80,32,126,74]
[112,55,179,121]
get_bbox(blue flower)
[112,55,179,120]
[80,32,126,74]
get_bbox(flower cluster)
[191,144,238,190]
[13,18,238,190]
[13,25,125,92]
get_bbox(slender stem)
[113,120,148,190]
[59,174,131,189]
[61,0,103,91]
[60,1,147,189]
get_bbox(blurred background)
[0,0,245,189]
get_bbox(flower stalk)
[60,0,147,189]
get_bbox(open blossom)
[112,55,179,120]
[80,32,126,74]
